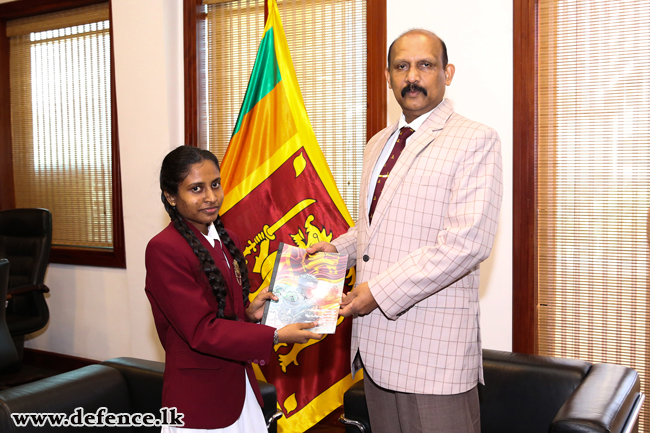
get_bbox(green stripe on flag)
[232,28,282,137]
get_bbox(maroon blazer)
[145,222,275,429]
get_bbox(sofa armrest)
[102,357,282,433]
[100,357,164,419]
[480,349,591,433]
[0,364,132,433]
[550,363,642,433]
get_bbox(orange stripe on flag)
[220,0,359,431]
[221,80,297,195]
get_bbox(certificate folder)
[261,242,348,334]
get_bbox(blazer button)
[363,255,369,262]
[259,360,266,366]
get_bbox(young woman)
[145,146,320,432]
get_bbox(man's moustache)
[401,84,428,97]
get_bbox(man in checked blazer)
[309,29,502,432]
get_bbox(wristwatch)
[273,329,279,345]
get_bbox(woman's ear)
[163,191,176,207]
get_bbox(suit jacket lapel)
[187,223,243,318]
[360,122,399,229]
[368,100,455,237]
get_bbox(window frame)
[0,0,126,269]
[183,0,387,147]
[512,0,537,354]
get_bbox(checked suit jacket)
[332,99,503,395]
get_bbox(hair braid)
[214,217,250,302]
[163,198,232,319]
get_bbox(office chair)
[0,208,52,359]
[0,259,19,371]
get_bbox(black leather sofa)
[0,357,282,433]
[340,349,645,433]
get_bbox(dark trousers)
[364,373,481,433]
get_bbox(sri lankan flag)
[219,0,361,431]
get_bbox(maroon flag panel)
[221,147,355,417]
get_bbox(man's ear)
[444,63,456,85]
[385,68,392,89]
[163,191,176,207]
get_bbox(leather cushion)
[550,363,641,433]
[0,364,134,433]
[479,349,591,433]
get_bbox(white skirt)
[161,373,268,433]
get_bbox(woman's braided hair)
[159,146,250,319]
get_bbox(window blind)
[537,1,650,430]
[8,3,114,249]
[202,0,366,220]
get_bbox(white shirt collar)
[200,223,231,268]
[398,106,436,132]
[200,223,221,248]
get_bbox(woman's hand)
[277,322,322,345]
[246,288,277,322]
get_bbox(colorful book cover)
[261,242,348,334]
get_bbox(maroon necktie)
[369,126,415,223]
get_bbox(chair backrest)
[0,209,52,290]
[0,259,19,370]
[479,349,592,433]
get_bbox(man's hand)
[339,282,378,317]
[306,242,338,254]
[246,287,277,322]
